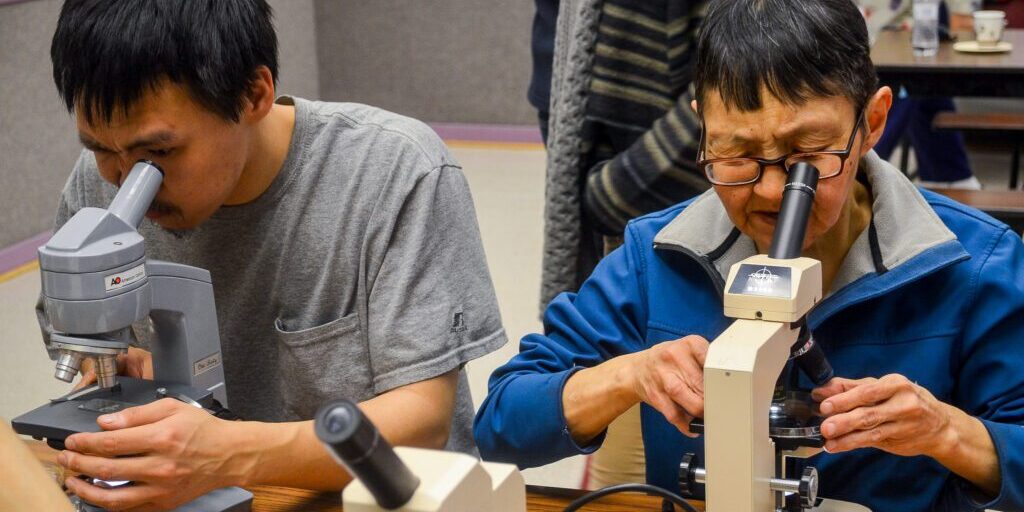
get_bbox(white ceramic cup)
[974,10,1007,46]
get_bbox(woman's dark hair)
[694,0,878,114]
[52,0,279,124]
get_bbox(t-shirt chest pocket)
[273,312,370,419]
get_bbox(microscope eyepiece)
[769,162,820,260]
[314,399,419,509]
[107,160,164,228]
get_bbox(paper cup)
[974,10,1007,46]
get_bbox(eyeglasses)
[697,111,865,186]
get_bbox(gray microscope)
[12,161,252,511]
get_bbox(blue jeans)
[873,96,973,182]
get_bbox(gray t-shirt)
[39,97,507,454]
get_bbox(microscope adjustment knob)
[678,453,702,497]
[798,466,819,509]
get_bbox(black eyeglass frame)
[696,111,866,186]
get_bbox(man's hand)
[630,335,709,436]
[814,374,956,457]
[57,398,252,511]
[73,347,153,391]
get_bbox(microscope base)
[71,486,252,512]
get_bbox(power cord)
[561,483,699,512]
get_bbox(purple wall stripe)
[0,231,50,275]
[429,123,542,144]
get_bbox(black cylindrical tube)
[314,399,419,509]
[769,162,820,260]
[791,322,834,386]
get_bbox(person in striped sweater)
[533,0,709,489]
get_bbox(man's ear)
[861,87,893,152]
[241,65,276,124]
[691,99,699,113]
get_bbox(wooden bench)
[926,187,1024,234]
[933,112,1024,189]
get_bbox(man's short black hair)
[694,0,878,115]
[52,0,278,124]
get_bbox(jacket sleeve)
[474,224,650,468]
[937,229,1024,511]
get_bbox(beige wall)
[313,0,537,125]
[0,0,81,248]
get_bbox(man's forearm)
[228,419,349,490]
[228,371,458,490]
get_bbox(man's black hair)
[694,0,878,114]
[52,0,278,124]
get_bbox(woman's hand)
[814,374,1000,496]
[814,374,955,457]
[562,335,710,445]
[629,335,709,436]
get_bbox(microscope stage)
[12,377,213,450]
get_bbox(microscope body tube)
[315,399,420,509]
[769,162,819,260]
[768,162,834,385]
[107,161,164,228]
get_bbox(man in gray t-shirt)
[36,1,505,509]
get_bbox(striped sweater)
[580,0,710,236]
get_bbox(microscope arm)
[147,260,229,407]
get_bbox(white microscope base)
[343,447,525,512]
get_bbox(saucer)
[953,40,1013,53]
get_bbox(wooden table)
[248,484,698,511]
[26,440,700,511]
[872,29,1024,97]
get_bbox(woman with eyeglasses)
[474,1,1024,511]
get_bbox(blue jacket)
[474,153,1024,511]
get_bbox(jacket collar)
[652,151,969,311]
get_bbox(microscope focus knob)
[798,466,819,509]
[678,453,703,497]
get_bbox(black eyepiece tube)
[791,322,835,386]
[769,162,820,260]
[314,399,419,509]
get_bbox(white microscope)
[314,398,526,512]
[679,163,870,512]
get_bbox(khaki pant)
[585,404,646,489]
[585,237,648,490]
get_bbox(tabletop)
[872,29,1024,97]
[872,29,1024,73]
[25,440,701,511]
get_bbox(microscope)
[678,163,871,512]
[12,161,252,511]
[314,398,526,512]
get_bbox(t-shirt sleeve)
[365,164,507,394]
